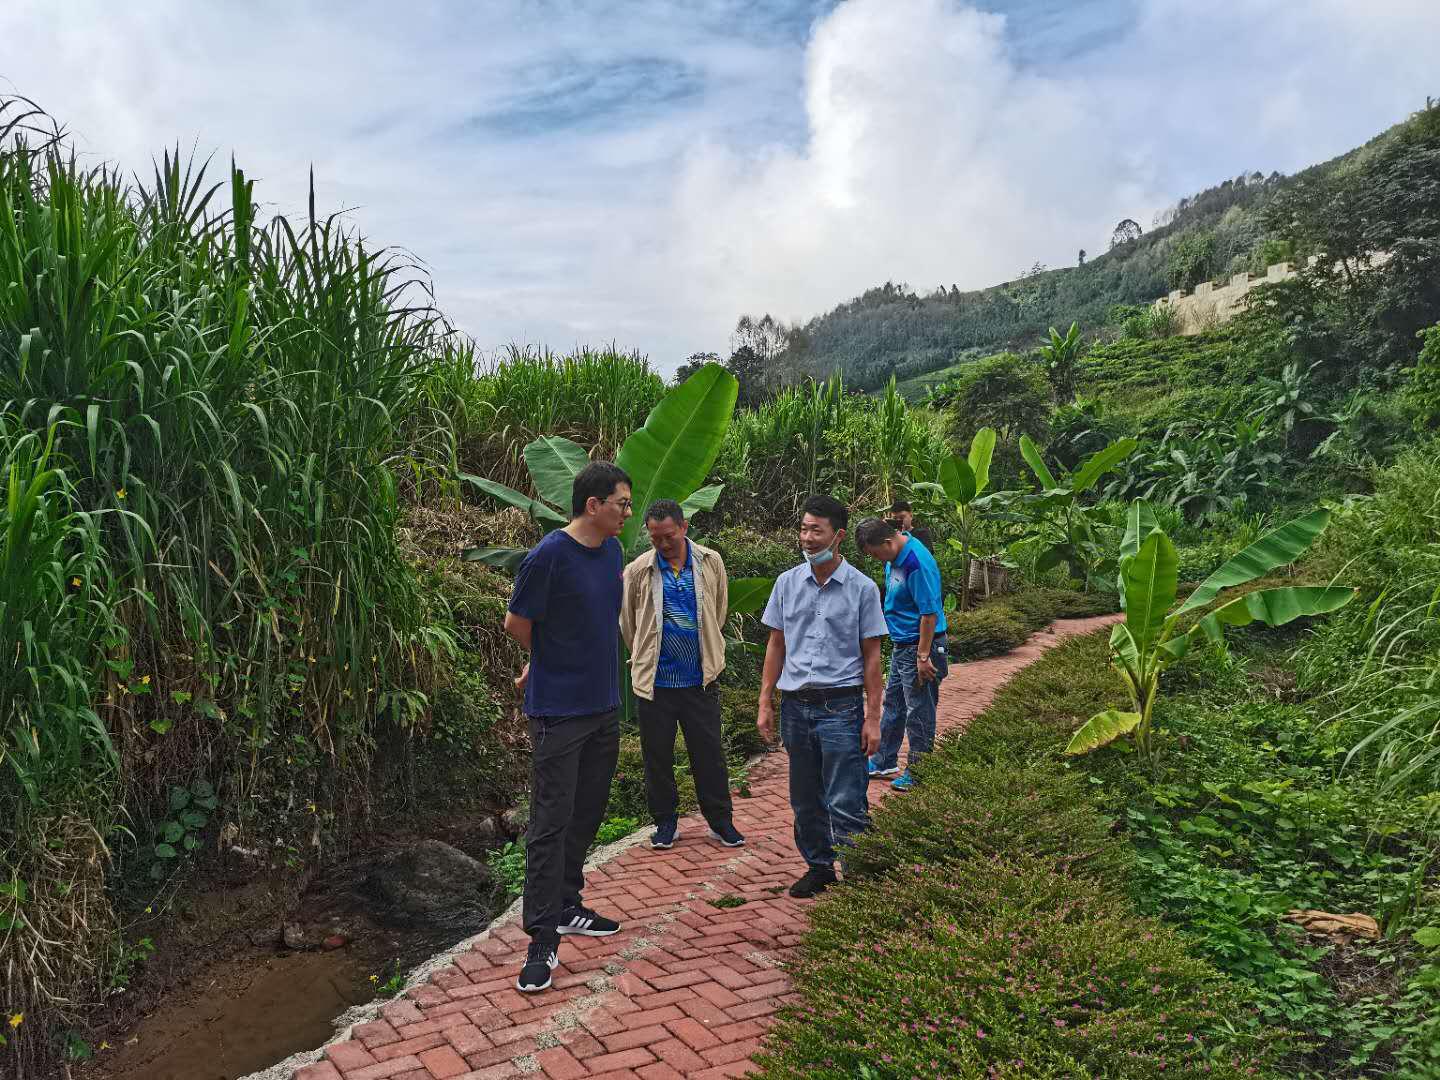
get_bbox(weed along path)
[258,615,1119,1080]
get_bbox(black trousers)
[636,684,734,830]
[522,709,619,938]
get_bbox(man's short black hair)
[854,517,899,550]
[801,493,848,533]
[644,499,685,526]
[571,461,632,517]
[890,499,912,514]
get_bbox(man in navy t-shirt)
[504,461,631,993]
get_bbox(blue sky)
[1,0,1436,372]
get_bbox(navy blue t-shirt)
[508,529,624,718]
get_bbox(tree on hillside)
[729,314,810,406]
[1078,249,1086,266]
[1110,218,1142,249]
[675,351,719,385]
[1038,322,1085,403]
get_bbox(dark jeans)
[780,692,870,869]
[637,684,734,829]
[522,709,619,938]
[873,635,950,772]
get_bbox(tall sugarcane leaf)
[524,435,590,513]
[967,427,996,496]
[940,454,977,506]
[460,545,529,573]
[1072,438,1138,494]
[1019,435,1057,490]
[460,473,565,525]
[1194,585,1356,643]
[1123,531,1177,658]
[728,576,775,616]
[1175,509,1333,616]
[617,363,737,551]
[1065,709,1141,755]
[681,483,725,518]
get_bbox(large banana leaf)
[681,483,725,518]
[967,427,996,497]
[1123,531,1177,658]
[460,473,566,525]
[1065,709,1141,755]
[617,363,737,552]
[1175,509,1332,616]
[940,454,977,505]
[728,576,776,616]
[1071,438,1137,494]
[461,544,529,572]
[1121,499,1159,563]
[1019,435,1057,490]
[1194,585,1356,643]
[524,435,590,513]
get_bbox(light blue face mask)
[802,544,837,567]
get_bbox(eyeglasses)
[603,498,633,511]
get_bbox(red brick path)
[292,616,1117,1080]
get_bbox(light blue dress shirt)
[761,557,888,691]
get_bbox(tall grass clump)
[451,344,664,490]
[0,100,457,1073]
[1303,442,1440,807]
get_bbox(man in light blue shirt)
[856,518,949,792]
[759,494,888,899]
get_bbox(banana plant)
[913,427,997,610]
[1016,434,1137,591]
[1065,501,1356,764]
[461,363,737,569]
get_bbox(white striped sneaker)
[555,905,621,936]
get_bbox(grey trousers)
[522,709,619,938]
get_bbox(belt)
[785,684,862,705]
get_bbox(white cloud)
[662,0,1440,349]
[1,0,1437,372]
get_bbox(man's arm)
[503,612,533,694]
[916,613,937,684]
[860,636,883,757]
[757,629,785,744]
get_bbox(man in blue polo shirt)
[855,517,949,792]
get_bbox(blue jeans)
[780,693,871,869]
[872,636,949,772]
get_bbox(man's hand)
[916,655,937,684]
[514,662,529,696]
[757,699,777,745]
[861,714,880,757]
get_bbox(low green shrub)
[704,525,800,580]
[845,757,1132,889]
[759,856,1282,1080]
[943,604,1030,659]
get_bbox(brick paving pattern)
[293,615,1118,1080]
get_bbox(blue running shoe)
[708,822,746,847]
[891,772,916,792]
[650,819,679,849]
[867,757,900,780]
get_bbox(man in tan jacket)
[621,499,744,851]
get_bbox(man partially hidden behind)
[889,499,933,553]
[503,462,632,993]
[621,500,746,851]
[758,494,888,899]
[855,517,949,791]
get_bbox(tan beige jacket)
[621,540,727,700]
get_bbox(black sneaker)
[556,905,621,936]
[650,819,679,849]
[788,866,837,899]
[516,935,559,993]
[708,822,746,847]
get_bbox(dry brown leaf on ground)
[1285,909,1381,941]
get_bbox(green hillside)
[755,109,1420,394]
